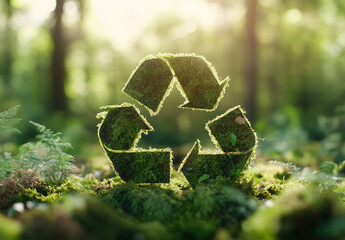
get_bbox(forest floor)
[1,145,345,240]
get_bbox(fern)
[0,152,15,179]
[0,106,21,155]
[28,121,74,183]
[0,105,21,135]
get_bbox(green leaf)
[0,105,21,137]
[236,169,241,176]
[198,174,210,183]
[319,161,337,175]
[230,133,237,146]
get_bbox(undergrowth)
[0,106,345,240]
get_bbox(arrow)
[178,106,257,188]
[166,56,228,110]
[97,103,172,183]
[123,54,229,115]
[178,141,253,188]
[206,105,257,153]
[123,57,174,115]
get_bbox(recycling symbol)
[97,53,257,187]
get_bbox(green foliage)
[15,121,75,184]
[0,152,16,179]
[0,106,21,178]
[0,105,21,141]
[0,106,74,184]
[318,104,345,163]
[230,132,237,146]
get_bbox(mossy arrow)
[178,105,257,188]
[97,103,172,183]
[178,140,253,188]
[166,55,228,110]
[123,53,229,115]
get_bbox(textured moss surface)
[97,103,172,183]
[123,53,229,115]
[123,58,173,113]
[206,105,256,153]
[166,56,228,109]
[179,106,257,188]
[98,104,152,150]
[180,141,253,188]
[106,150,171,183]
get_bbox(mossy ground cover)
[1,157,344,240]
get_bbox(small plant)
[0,106,74,184]
[0,105,21,179]
[19,121,75,184]
[0,105,21,155]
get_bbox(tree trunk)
[244,0,258,121]
[3,0,13,90]
[51,0,68,112]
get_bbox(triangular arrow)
[178,106,257,188]
[178,140,253,188]
[123,57,174,115]
[123,54,229,115]
[98,104,152,151]
[97,103,172,183]
[166,56,228,110]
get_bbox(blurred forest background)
[1,0,344,167]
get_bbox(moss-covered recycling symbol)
[97,53,257,187]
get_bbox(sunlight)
[89,0,223,50]
[26,0,56,26]
[284,8,302,24]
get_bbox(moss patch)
[179,106,257,188]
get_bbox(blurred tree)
[245,0,258,121]
[51,0,84,113]
[2,0,14,94]
[51,0,68,112]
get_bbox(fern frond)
[0,105,21,137]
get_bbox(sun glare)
[88,0,223,50]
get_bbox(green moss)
[14,177,88,204]
[166,55,228,110]
[103,183,179,223]
[98,104,152,151]
[184,185,258,227]
[179,141,253,188]
[206,106,256,153]
[179,106,257,188]
[0,214,22,240]
[106,150,171,183]
[122,53,229,115]
[242,186,345,240]
[123,58,174,114]
[22,194,171,240]
[97,103,172,183]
